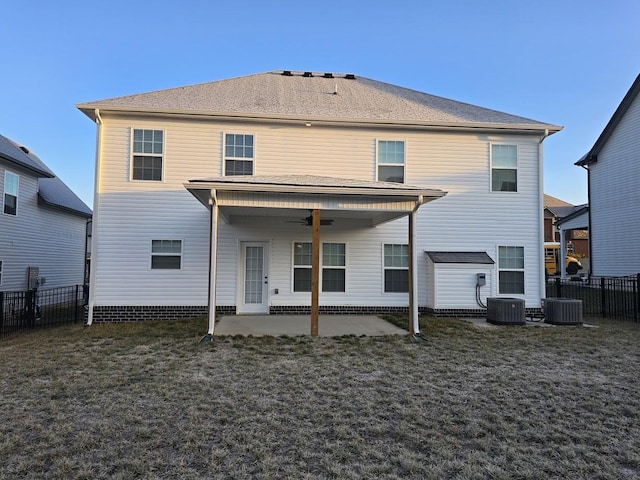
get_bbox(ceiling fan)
[286,212,334,226]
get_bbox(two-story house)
[0,133,92,291]
[576,73,640,277]
[77,70,561,335]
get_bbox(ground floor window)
[384,244,408,292]
[293,242,346,292]
[498,245,524,294]
[151,240,182,269]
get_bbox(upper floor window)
[151,239,182,269]
[3,171,18,216]
[132,129,163,181]
[383,244,408,293]
[491,144,517,192]
[293,242,346,292]
[377,140,405,183]
[225,134,254,175]
[498,246,524,294]
[0,260,3,286]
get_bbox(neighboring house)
[543,194,588,257]
[576,73,640,277]
[77,70,561,334]
[0,134,92,291]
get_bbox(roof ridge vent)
[323,72,334,78]
[345,74,356,80]
[19,145,30,154]
[303,71,314,77]
[282,70,293,76]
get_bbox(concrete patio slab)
[214,314,408,337]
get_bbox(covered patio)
[214,314,407,337]
[184,175,446,338]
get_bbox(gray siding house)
[576,73,640,277]
[0,134,92,291]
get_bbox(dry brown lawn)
[1,316,639,479]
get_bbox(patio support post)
[311,209,320,336]
[207,191,219,335]
[560,228,566,280]
[409,208,419,334]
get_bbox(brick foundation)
[89,305,543,322]
[270,305,410,315]
[90,305,208,323]
[425,307,543,319]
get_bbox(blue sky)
[1,0,638,207]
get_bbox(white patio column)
[559,228,566,281]
[409,209,419,334]
[207,192,219,335]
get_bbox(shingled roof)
[576,73,640,166]
[0,133,92,218]
[0,133,54,178]
[77,70,561,133]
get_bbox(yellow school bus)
[544,242,583,276]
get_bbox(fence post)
[555,277,561,298]
[636,274,640,323]
[25,290,35,328]
[75,285,79,323]
[0,291,4,332]
[600,277,606,317]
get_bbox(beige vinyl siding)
[588,93,640,276]
[0,162,87,291]
[414,134,543,306]
[94,115,544,308]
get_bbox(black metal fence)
[546,274,640,322]
[0,285,87,338]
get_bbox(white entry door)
[238,242,270,314]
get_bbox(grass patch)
[2,317,640,479]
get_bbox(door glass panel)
[244,246,263,304]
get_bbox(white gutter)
[77,106,563,135]
[538,129,550,303]
[184,180,445,199]
[86,109,103,326]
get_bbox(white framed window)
[322,243,346,292]
[225,133,254,175]
[491,144,518,192]
[498,246,524,294]
[132,129,163,181]
[293,242,346,292]
[3,171,19,216]
[151,240,182,270]
[0,260,3,286]
[377,140,405,183]
[383,244,408,293]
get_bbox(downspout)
[409,195,426,340]
[578,163,592,279]
[205,189,219,338]
[538,129,550,305]
[86,109,103,326]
